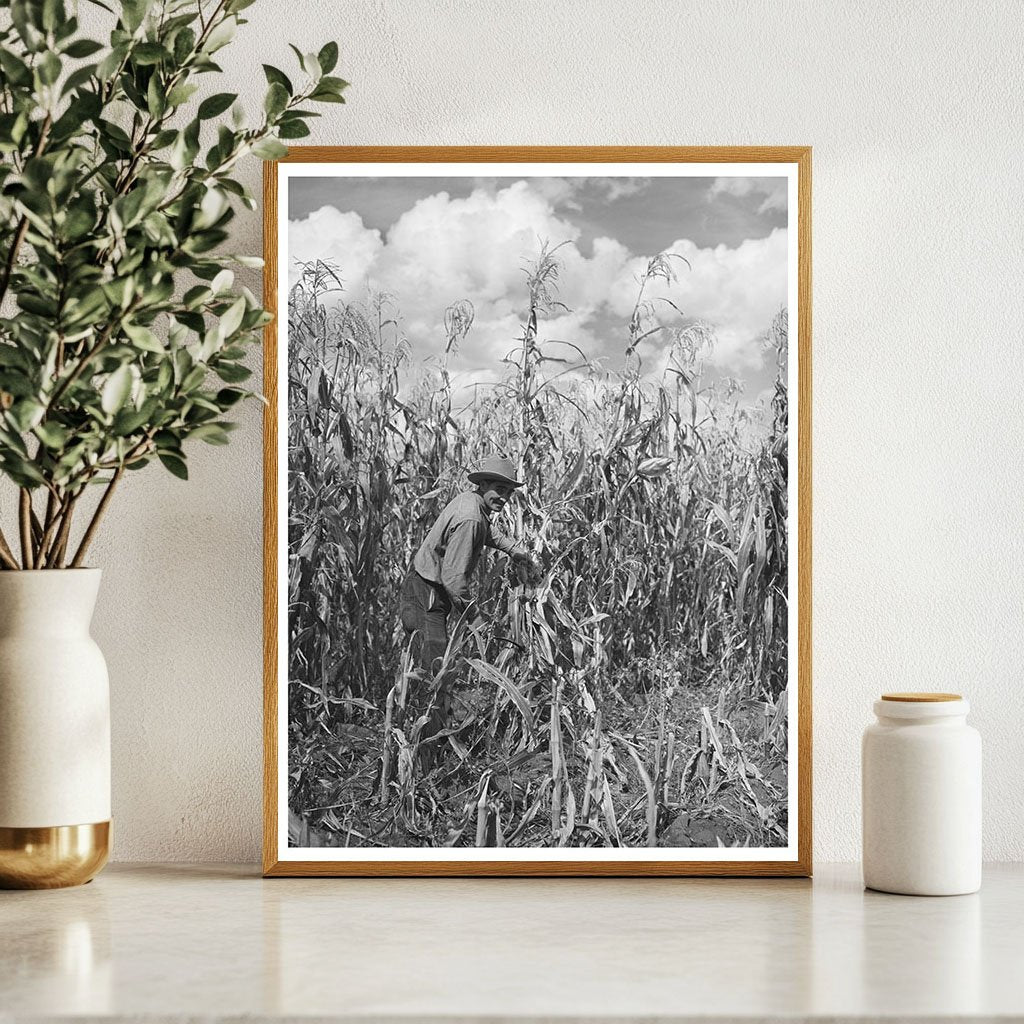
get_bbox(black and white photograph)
[269,152,809,872]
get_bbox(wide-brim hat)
[467,455,524,488]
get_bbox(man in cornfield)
[400,455,541,761]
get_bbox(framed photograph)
[263,147,811,876]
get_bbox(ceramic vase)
[0,569,110,888]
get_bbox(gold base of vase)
[0,821,110,889]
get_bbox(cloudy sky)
[286,173,789,408]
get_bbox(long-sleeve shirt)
[413,490,527,612]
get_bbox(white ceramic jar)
[862,692,981,895]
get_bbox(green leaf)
[251,138,287,160]
[146,74,166,117]
[188,395,221,415]
[0,50,33,86]
[112,406,150,435]
[11,2,44,52]
[101,365,133,414]
[2,456,46,487]
[34,421,69,449]
[132,42,168,66]
[158,452,188,479]
[38,0,62,33]
[166,82,199,107]
[176,311,206,333]
[262,64,292,94]
[318,75,349,93]
[189,422,230,445]
[181,365,206,391]
[101,277,134,309]
[198,91,236,119]
[197,186,227,228]
[9,111,29,146]
[210,268,233,294]
[9,399,45,432]
[317,41,339,75]
[38,51,62,86]
[154,429,182,452]
[186,228,230,255]
[96,44,128,82]
[121,0,152,33]
[192,56,223,74]
[203,16,236,53]
[0,421,30,455]
[123,322,164,353]
[264,82,288,118]
[214,362,251,383]
[215,387,247,408]
[156,360,173,392]
[60,63,97,96]
[41,0,67,33]
[17,292,58,317]
[0,346,29,370]
[114,188,148,228]
[172,27,196,65]
[218,295,246,339]
[150,128,177,149]
[140,210,177,246]
[54,8,76,39]
[98,118,132,149]
[309,88,346,104]
[278,120,310,140]
[63,288,108,327]
[167,131,189,171]
[63,38,104,58]
[183,284,212,309]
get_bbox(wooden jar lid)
[881,692,962,702]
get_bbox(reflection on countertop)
[2,862,1021,1020]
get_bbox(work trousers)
[398,569,453,765]
[399,569,451,675]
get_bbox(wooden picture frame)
[263,147,812,876]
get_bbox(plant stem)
[45,492,79,569]
[35,488,68,566]
[0,527,19,570]
[18,489,34,569]
[29,506,43,546]
[70,465,124,568]
[42,489,56,535]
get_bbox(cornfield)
[286,244,790,850]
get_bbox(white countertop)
[2,862,1022,1021]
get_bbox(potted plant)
[0,0,345,887]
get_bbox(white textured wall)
[74,0,1024,862]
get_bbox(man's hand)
[512,551,544,586]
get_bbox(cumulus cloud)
[709,176,788,214]
[628,231,789,371]
[586,176,651,202]
[466,176,651,211]
[288,179,788,389]
[287,205,382,291]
